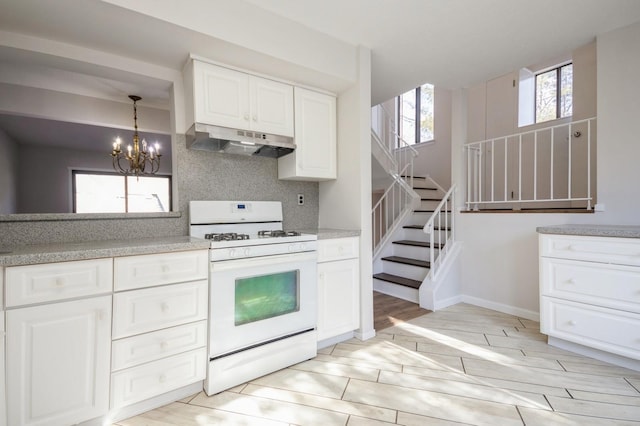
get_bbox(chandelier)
[111,95,161,177]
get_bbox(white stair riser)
[382,260,429,281]
[402,228,450,242]
[373,279,419,303]
[419,199,442,210]
[412,213,451,227]
[393,244,439,259]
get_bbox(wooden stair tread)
[414,209,451,213]
[393,239,444,249]
[403,224,451,231]
[373,273,422,289]
[381,256,430,268]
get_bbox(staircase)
[373,176,451,303]
[370,103,458,310]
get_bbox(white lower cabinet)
[1,312,6,426]
[6,296,112,426]
[539,233,640,362]
[111,250,209,410]
[317,237,360,342]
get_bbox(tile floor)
[116,303,640,425]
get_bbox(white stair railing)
[465,117,596,210]
[423,184,456,281]
[371,103,419,255]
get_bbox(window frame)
[72,170,172,213]
[534,62,573,123]
[396,84,434,147]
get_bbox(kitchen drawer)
[541,297,640,360]
[318,237,359,263]
[5,258,113,307]
[112,320,207,371]
[114,250,208,291]
[110,348,206,409]
[541,258,640,313]
[112,280,208,339]
[540,234,640,266]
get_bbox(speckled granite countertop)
[301,228,361,240]
[0,236,211,266]
[537,224,640,239]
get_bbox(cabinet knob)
[568,320,576,326]
[97,310,106,321]
[319,272,325,280]
[159,374,167,383]
[55,277,65,287]
[252,115,257,122]
[244,114,249,121]
[160,341,169,351]
[566,278,576,284]
[161,302,170,313]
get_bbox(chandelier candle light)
[111,95,161,177]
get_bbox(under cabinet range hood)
[186,123,295,158]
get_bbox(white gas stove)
[189,200,317,261]
[189,200,318,395]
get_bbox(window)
[73,171,171,213]
[397,83,434,145]
[535,63,573,123]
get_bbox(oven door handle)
[210,251,317,271]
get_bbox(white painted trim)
[317,331,355,349]
[86,382,203,425]
[461,295,540,322]
[434,295,463,310]
[548,336,640,372]
[354,328,377,341]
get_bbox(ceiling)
[1,0,640,104]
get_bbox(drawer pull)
[568,320,577,326]
[159,374,167,383]
[161,302,170,313]
[566,278,576,285]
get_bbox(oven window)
[235,270,300,326]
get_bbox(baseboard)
[548,336,640,372]
[355,328,377,341]
[461,295,540,322]
[317,331,355,349]
[434,295,463,310]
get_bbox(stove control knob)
[244,248,251,256]
[299,243,306,250]
[229,249,236,258]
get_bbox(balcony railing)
[464,117,596,210]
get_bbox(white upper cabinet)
[278,87,337,181]
[189,60,294,137]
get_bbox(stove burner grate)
[258,230,302,238]
[204,232,250,241]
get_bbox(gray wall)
[0,134,319,246]
[16,143,172,214]
[0,128,18,214]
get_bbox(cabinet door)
[7,296,111,426]
[0,313,5,426]
[317,259,360,341]
[279,87,337,181]
[250,76,294,136]
[194,61,250,129]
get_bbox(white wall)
[413,87,452,187]
[452,24,640,318]
[320,46,375,339]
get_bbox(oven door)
[209,250,317,358]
